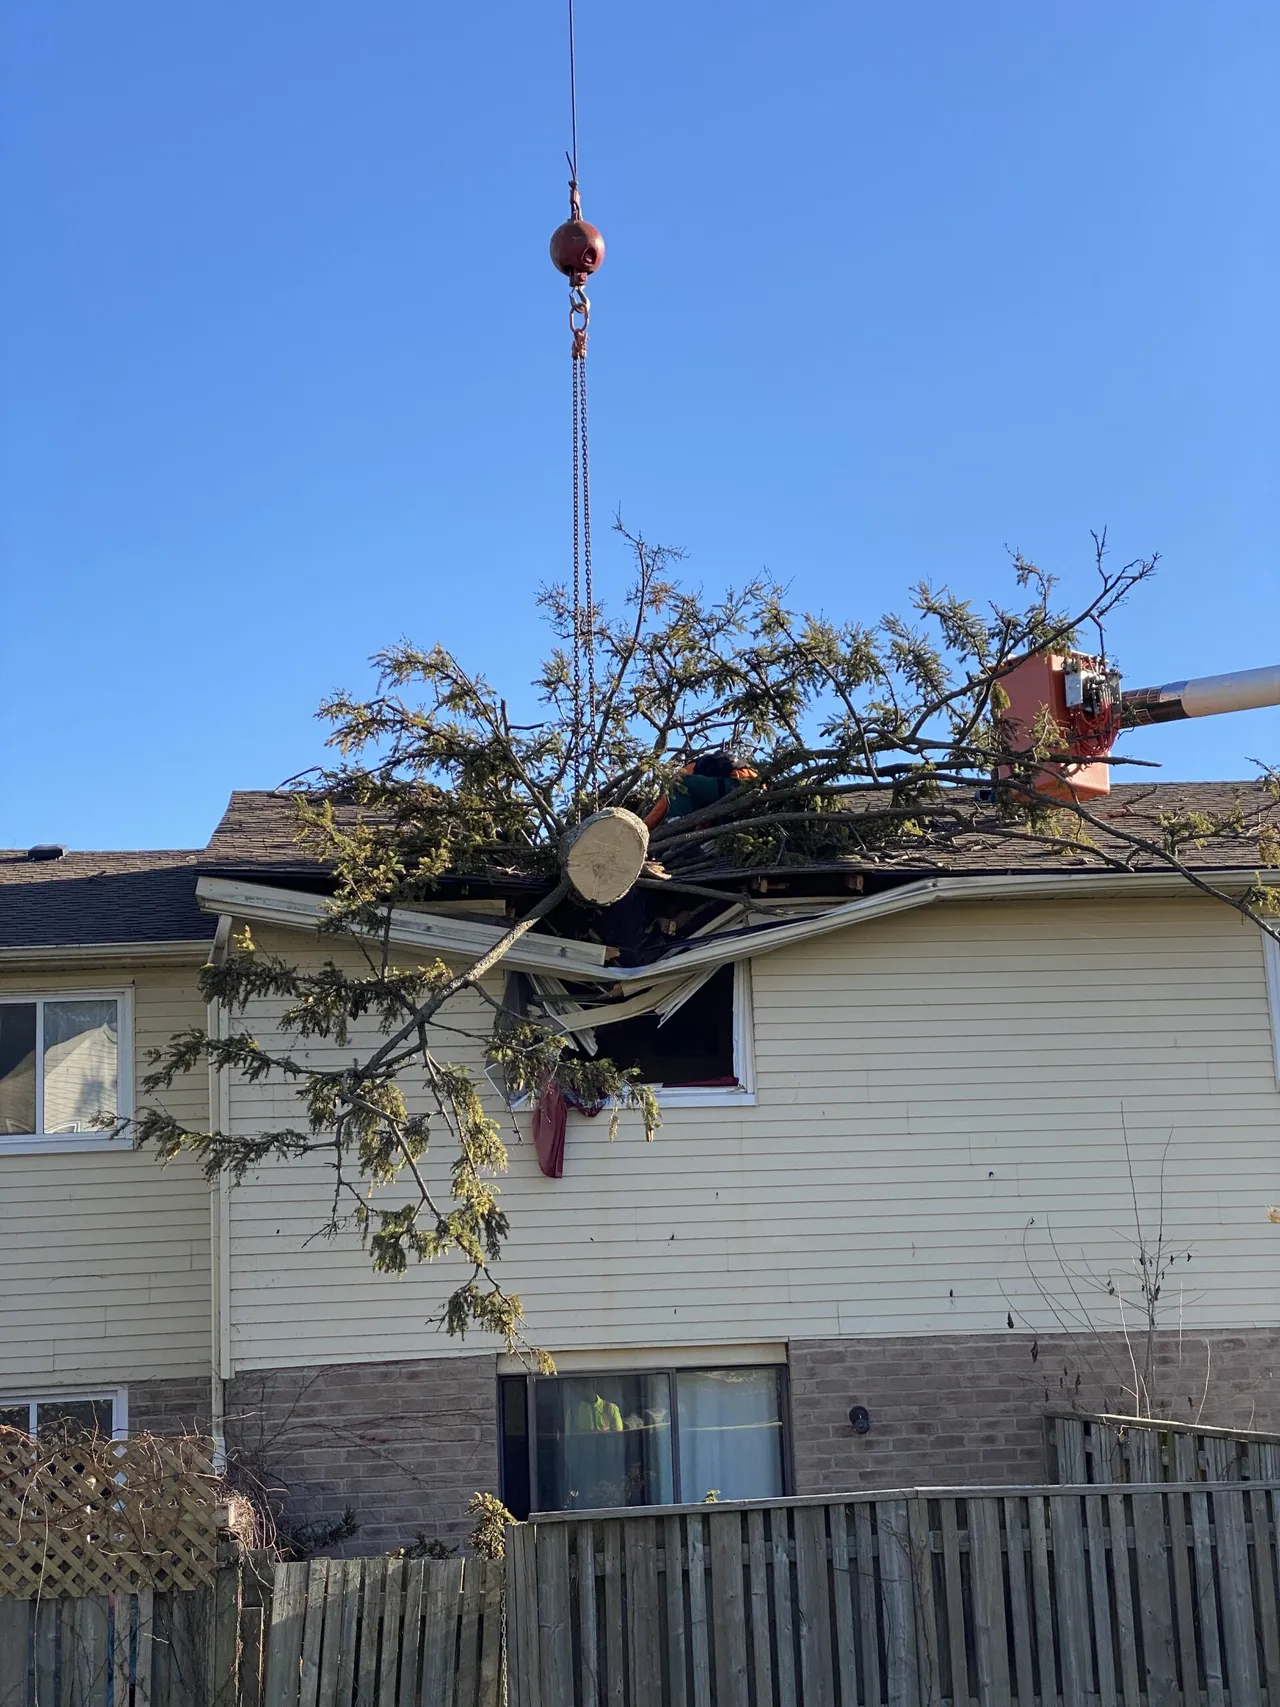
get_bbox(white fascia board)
[0,940,216,967]
[194,876,609,977]
[198,866,1265,991]
[602,865,1268,983]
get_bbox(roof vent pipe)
[25,844,67,862]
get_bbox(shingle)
[0,852,213,949]
[202,780,1280,882]
[2,777,1274,953]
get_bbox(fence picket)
[0,1599,28,1707]
[112,1599,134,1707]
[356,1559,384,1707]
[454,1562,484,1707]
[827,1504,858,1707]
[1082,1490,1117,1707]
[769,1509,797,1707]
[397,1562,424,1707]
[939,1500,970,1707]
[968,1498,1009,1701]
[793,1505,832,1707]
[746,1509,775,1707]
[536,1526,571,1707]
[1133,1492,1178,1700]
[686,1515,712,1707]
[505,1537,537,1707]
[334,1561,363,1707]
[1106,1492,1141,1707]
[853,1500,882,1707]
[1214,1484,1260,1702]
[297,1559,329,1707]
[1251,1486,1280,1703]
[575,1524,600,1707]
[134,1588,154,1707]
[379,1561,407,1707]
[878,1498,917,1707]
[1002,1497,1035,1707]
[265,1564,309,1707]
[624,1518,661,1707]
[663,1516,688,1707]
[1051,1495,1093,1703]
[1188,1488,1225,1707]
[601,1521,625,1707]
[425,1560,463,1707]
[477,1565,504,1707]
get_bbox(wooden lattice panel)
[0,1428,219,1599]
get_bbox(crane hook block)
[550,219,605,286]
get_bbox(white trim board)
[199,868,1269,988]
[195,877,608,976]
[1264,931,1280,1089]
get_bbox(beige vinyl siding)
[0,965,212,1386]
[223,897,1280,1372]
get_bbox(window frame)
[648,959,756,1108]
[0,1387,129,1440]
[499,1358,792,1518]
[0,988,133,1155]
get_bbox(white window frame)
[652,959,756,1108]
[0,1387,128,1440]
[0,988,133,1155]
[1265,932,1280,1089]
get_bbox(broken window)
[579,964,739,1089]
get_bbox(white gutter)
[195,875,609,977]
[0,939,217,967]
[199,866,1266,989]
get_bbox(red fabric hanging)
[532,1078,569,1178]
[532,1079,607,1179]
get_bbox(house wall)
[223,895,1280,1373]
[0,963,212,1395]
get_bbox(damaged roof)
[1,778,1274,954]
[202,781,1280,883]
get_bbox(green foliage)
[467,1492,516,1560]
[126,525,1279,1359]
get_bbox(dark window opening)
[499,1363,788,1519]
[589,964,737,1089]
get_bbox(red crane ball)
[550,219,605,286]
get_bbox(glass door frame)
[498,1360,794,1518]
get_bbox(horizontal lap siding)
[0,965,212,1385]
[225,896,1280,1371]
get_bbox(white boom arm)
[1121,663,1280,726]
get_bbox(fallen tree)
[130,526,1280,1353]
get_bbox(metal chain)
[569,286,593,810]
[570,312,584,805]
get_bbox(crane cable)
[552,0,604,810]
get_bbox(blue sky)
[2,1,1276,851]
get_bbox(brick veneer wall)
[789,1330,1280,1492]
[128,1375,211,1437]
[225,1356,499,1554]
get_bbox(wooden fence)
[507,1481,1280,1706]
[1048,1409,1280,1486]
[0,1553,271,1707]
[264,1556,504,1707]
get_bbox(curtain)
[676,1368,785,1503]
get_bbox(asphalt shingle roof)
[0,851,214,949]
[1,779,1274,951]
